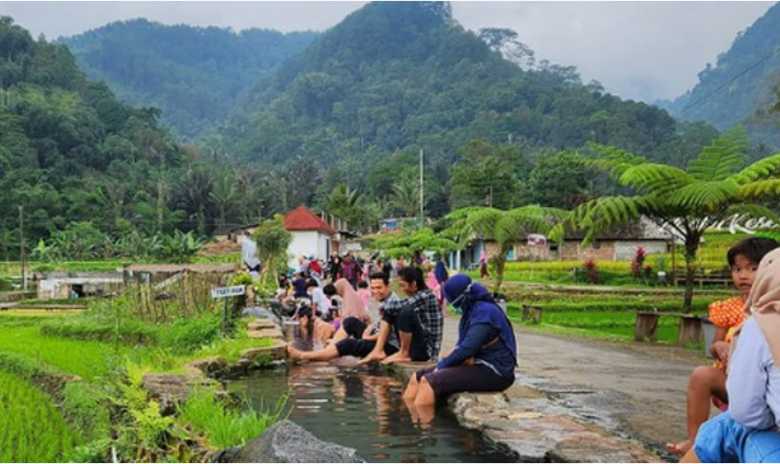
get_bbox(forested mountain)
[0,16,269,258]
[214,1,720,217]
[663,2,780,146]
[61,19,318,139]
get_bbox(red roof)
[284,206,336,235]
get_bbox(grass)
[0,371,79,462]
[179,387,285,449]
[0,319,126,380]
[509,292,715,313]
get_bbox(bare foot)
[358,350,387,365]
[381,352,411,365]
[666,439,692,456]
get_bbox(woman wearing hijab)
[684,247,780,463]
[402,274,517,410]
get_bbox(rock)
[549,433,660,462]
[247,319,277,331]
[141,373,219,415]
[233,420,363,463]
[240,340,287,363]
[241,307,278,320]
[187,356,228,377]
[248,328,285,340]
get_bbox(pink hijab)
[746,248,780,362]
[334,278,370,323]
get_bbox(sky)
[0,1,774,102]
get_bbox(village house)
[283,206,338,268]
[448,216,674,269]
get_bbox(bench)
[673,271,731,288]
[634,311,704,345]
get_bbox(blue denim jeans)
[695,412,780,462]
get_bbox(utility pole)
[419,149,424,226]
[18,205,25,291]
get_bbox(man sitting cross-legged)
[286,272,399,361]
[360,266,443,365]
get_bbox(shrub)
[160,313,221,353]
[179,387,285,449]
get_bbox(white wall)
[614,241,669,261]
[288,231,331,268]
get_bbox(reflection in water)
[230,363,516,463]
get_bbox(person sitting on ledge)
[359,266,443,365]
[403,274,517,413]
[287,272,398,362]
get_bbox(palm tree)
[445,205,567,292]
[389,176,420,218]
[209,170,239,231]
[557,128,780,311]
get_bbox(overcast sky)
[0,1,774,102]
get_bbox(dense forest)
[0,16,279,260]
[62,19,318,139]
[662,2,780,148]
[7,1,772,259]
[213,2,722,218]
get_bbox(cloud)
[0,1,773,102]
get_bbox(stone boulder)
[141,373,220,415]
[233,420,363,463]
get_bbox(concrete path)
[439,315,704,459]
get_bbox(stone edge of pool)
[383,362,661,463]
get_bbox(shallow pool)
[229,362,517,462]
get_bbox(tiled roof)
[284,206,336,235]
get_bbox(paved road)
[439,315,706,456]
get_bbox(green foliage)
[369,227,457,258]
[159,313,221,354]
[559,129,780,309]
[0,371,78,462]
[445,205,567,291]
[63,19,318,139]
[179,387,285,449]
[526,151,603,209]
[449,140,529,209]
[253,214,292,287]
[61,382,112,446]
[0,314,124,380]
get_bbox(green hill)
[663,2,780,148]
[62,19,318,139]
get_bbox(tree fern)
[619,163,692,195]
[687,127,747,182]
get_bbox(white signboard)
[211,286,246,299]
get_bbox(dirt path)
[440,318,707,459]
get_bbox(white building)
[284,206,337,269]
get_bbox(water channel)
[228,329,518,462]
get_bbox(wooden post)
[678,315,703,346]
[529,307,543,324]
[635,312,659,342]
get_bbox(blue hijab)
[444,274,517,363]
[434,260,449,285]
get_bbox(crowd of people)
[273,237,780,462]
[273,250,517,421]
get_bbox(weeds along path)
[0,371,79,461]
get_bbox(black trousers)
[335,317,398,358]
[383,307,430,362]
